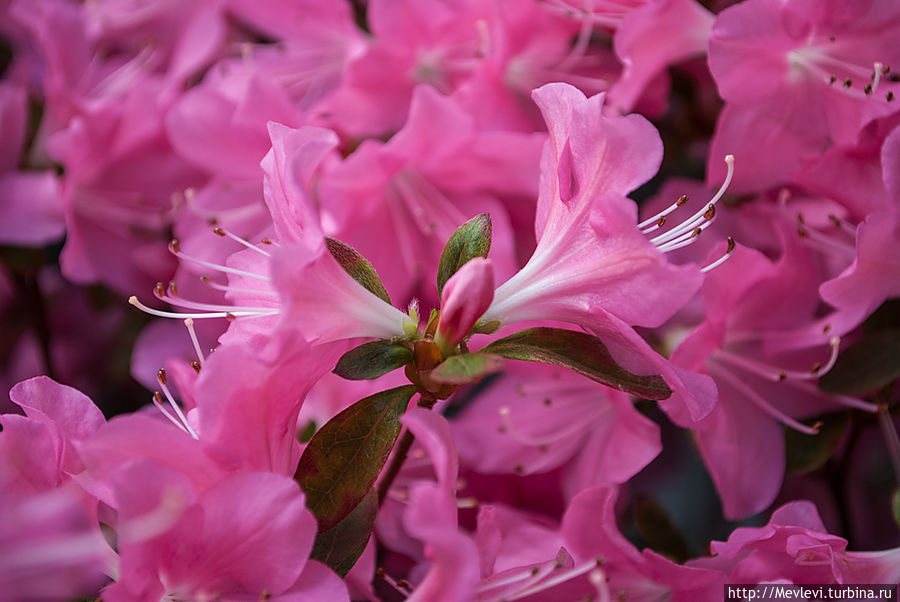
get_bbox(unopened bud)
[434,258,494,355]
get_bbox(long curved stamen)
[651,155,734,248]
[129,296,278,320]
[168,239,271,281]
[156,369,198,439]
[787,380,879,413]
[212,226,272,257]
[151,285,275,315]
[152,391,191,435]
[183,318,205,368]
[701,236,736,272]
[716,337,840,382]
[711,364,822,435]
[655,219,712,253]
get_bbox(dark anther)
[843,78,852,88]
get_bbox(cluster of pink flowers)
[1,0,899,600]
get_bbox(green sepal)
[481,327,671,400]
[310,488,378,577]
[333,340,413,380]
[295,385,417,531]
[326,237,391,304]
[471,319,501,336]
[429,352,504,385]
[436,213,492,296]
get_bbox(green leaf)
[436,213,492,296]
[311,488,378,577]
[429,352,504,385]
[326,237,391,304]
[295,385,417,531]
[334,340,413,380]
[785,412,848,474]
[481,327,671,400]
[818,329,900,395]
[632,496,690,563]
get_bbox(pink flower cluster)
[1,0,899,600]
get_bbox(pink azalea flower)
[452,362,661,490]
[454,0,616,132]
[318,85,539,304]
[320,0,484,137]
[390,409,480,602]
[480,82,719,423]
[104,460,347,601]
[691,500,900,584]
[673,233,878,519]
[707,0,900,192]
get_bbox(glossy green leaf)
[785,412,848,474]
[429,352,504,385]
[295,385,417,531]
[818,329,900,395]
[481,327,672,400]
[333,340,413,380]
[311,488,378,577]
[326,237,391,304]
[436,213,492,296]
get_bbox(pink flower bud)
[435,258,494,353]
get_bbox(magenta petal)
[280,560,350,601]
[695,384,785,520]
[187,472,316,595]
[10,376,105,441]
[262,123,338,244]
[401,408,458,493]
[196,342,332,475]
[404,483,479,602]
[608,0,713,113]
